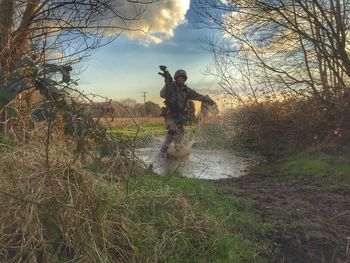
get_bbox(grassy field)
[107,118,165,143]
[253,152,350,184]
[4,117,348,262]
[106,117,198,147]
[103,117,164,127]
[0,139,273,262]
[104,117,237,149]
[127,173,273,262]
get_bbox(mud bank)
[219,172,350,263]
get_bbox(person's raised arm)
[159,65,174,98]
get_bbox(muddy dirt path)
[219,173,350,263]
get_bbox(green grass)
[281,153,350,178]
[112,121,165,138]
[282,155,330,177]
[253,152,350,186]
[112,121,198,147]
[111,119,238,150]
[112,121,166,147]
[128,174,273,262]
[111,119,240,150]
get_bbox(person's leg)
[160,118,177,153]
[174,124,184,147]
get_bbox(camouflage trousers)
[160,117,184,152]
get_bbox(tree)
[0,0,153,67]
[0,0,156,137]
[120,98,138,108]
[194,0,350,107]
[144,101,161,117]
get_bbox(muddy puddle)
[136,138,255,180]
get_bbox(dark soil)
[218,172,350,263]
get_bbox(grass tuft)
[282,153,350,178]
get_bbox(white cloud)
[107,0,190,44]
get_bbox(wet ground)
[136,137,254,180]
[219,171,350,263]
[137,136,350,262]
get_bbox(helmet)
[174,69,187,81]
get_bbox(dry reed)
[0,139,212,262]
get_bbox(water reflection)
[136,146,253,180]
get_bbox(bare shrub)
[227,97,350,155]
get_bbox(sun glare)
[180,0,190,13]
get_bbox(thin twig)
[327,211,350,221]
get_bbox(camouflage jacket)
[160,83,209,117]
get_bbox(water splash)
[166,141,194,160]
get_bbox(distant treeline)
[88,99,162,118]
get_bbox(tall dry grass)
[0,139,214,262]
[0,140,108,261]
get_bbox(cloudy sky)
[79,0,219,104]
